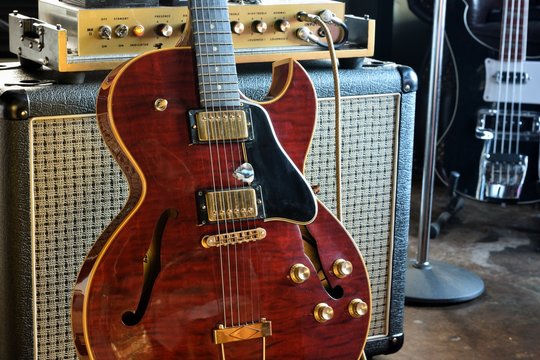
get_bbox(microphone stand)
[405,0,484,304]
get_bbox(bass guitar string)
[516,0,530,155]
[493,0,509,182]
[508,0,522,155]
[500,0,516,162]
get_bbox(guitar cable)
[298,13,369,360]
[297,11,344,221]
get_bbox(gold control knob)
[231,21,245,35]
[98,25,112,40]
[314,303,334,323]
[252,20,268,34]
[275,19,290,33]
[332,259,353,278]
[289,264,311,283]
[348,299,369,318]
[157,23,173,37]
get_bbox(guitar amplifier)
[0,59,416,359]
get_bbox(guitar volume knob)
[289,264,310,283]
[313,303,334,323]
[332,258,353,278]
[348,298,369,318]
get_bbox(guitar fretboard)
[499,0,530,62]
[190,0,241,109]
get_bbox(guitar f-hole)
[122,208,179,326]
[299,226,344,300]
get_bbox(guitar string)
[200,0,247,329]
[192,0,230,328]
[204,0,237,328]
[211,0,259,327]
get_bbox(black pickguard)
[242,100,317,223]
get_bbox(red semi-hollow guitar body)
[71,47,371,359]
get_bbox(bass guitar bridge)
[477,153,528,200]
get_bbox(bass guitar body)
[72,47,371,359]
[437,0,540,203]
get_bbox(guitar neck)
[499,0,530,62]
[190,0,241,109]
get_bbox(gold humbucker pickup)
[202,227,267,248]
[188,108,253,144]
[214,320,272,345]
[196,186,265,225]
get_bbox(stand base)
[405,259,485,305]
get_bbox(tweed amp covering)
[30,115,128,359]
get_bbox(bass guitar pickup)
[483,58,540,105]
[196,186,266,225]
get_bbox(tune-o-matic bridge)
[202,228,267,248]
[188,108,253,143]
[196,186,266,224]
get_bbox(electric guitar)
[438,0,540,203]
[71,0,371,358]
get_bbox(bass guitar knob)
[289,264,311,283]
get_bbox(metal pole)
[415,0,448,267]
[405,0,484,305]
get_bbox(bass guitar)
[71,0,371,358]
[438,0,540,203]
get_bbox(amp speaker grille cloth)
[31,115,128,359]
[304,94,399,338]
[30,93,398,358]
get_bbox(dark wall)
[1,2,38,58]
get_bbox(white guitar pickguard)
[483,58,540,105]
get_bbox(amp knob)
[157,23,173,37]
[274,19,290,33]
[252,20,268,34]
[231,21,245,34]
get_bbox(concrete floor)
[374,179,540,360]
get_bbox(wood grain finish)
[71,48,370,359]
